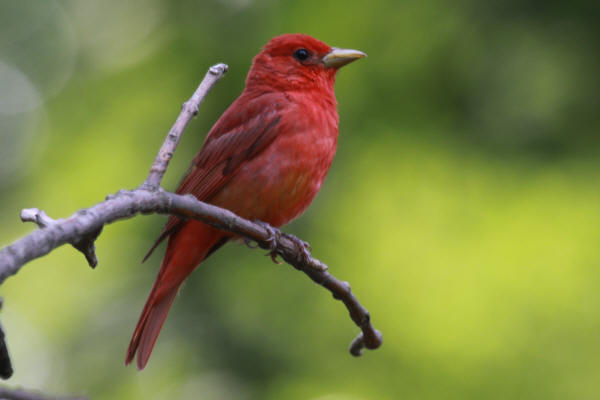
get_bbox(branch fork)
[21,208,102,268]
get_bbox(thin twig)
[144,63,229,189]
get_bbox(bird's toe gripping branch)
[254,221,283,264]
[281,232,312,265]
[253,221,314,267]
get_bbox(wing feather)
[143,92,287,261]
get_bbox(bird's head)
[246,33,366,92]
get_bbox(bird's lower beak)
[322,47,367,69]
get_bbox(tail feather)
[137,289,178,370]
[126,221,229,369]
[125,282,179,369]
[125,244,183,369]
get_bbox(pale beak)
[322,47,367,69]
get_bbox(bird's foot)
[255,221,283,264]
[243,237,258,249]
[254,222,314,267]
[281,232,312,265]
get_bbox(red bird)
[126,34,366,369]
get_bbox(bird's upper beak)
[322,47,367,69]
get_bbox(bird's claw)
[255,221,283,264]
[254,221,313,266]
[282,232,312,265]
[243,237,258,249]
[269,251,283,265]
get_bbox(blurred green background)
[1,0,600,399]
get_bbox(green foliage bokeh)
[1,0,600,399]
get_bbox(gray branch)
[0,386,87,400]
[0,188,383,355]
[0,63,382,386]
[0,299,11,380]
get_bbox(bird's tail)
[125,276,179,370]
[125,221,229,370]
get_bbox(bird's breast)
[211,97,339,227]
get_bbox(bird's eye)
[293,48,310,62]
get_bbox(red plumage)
[126,33,366,369]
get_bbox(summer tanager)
[126,33,366,369]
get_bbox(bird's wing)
[143,92,288,261]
